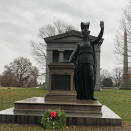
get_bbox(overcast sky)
[0,0,129,74]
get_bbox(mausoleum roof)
[44,30,103,44]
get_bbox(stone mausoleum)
[44,30,103,90]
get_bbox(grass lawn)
[0,87,48,111]
[95,89,131,125]
[0,87,131,131]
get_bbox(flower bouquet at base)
[41,109,66,129]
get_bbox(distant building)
[44,30,104,90]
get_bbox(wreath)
[41,109,66,129]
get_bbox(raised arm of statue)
[69,44,79,63]
[92,21,104,44]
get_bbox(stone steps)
[14,97,102,115]
[0,106,122,125]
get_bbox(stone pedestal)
[45,63,76,102]
[13,97,102,116]
[0,97,122,125]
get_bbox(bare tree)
[29,66,39,87]
[54,21,75,34]
[0,68,18,87]
[114,1,131,63]
[100,68,112,83]
[31,20,75,78]
[39,24,56,38]
[39,20,75,38]
[2,57,39,87]
[31,41,47,76]
[112,67,122,88]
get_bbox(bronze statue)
[69,21,104,100]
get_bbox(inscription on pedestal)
[51,74,70,90]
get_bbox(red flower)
[50,111,56,120]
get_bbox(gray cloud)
[0,0,129,74]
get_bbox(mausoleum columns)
[47,50,53,63]
[95,49,101,90]
[59,50,64,62]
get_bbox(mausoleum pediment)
[44,30,97,43]
[47,36,82,43]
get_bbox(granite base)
[0,97,122,125]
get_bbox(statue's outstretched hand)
[100,21,104,29]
